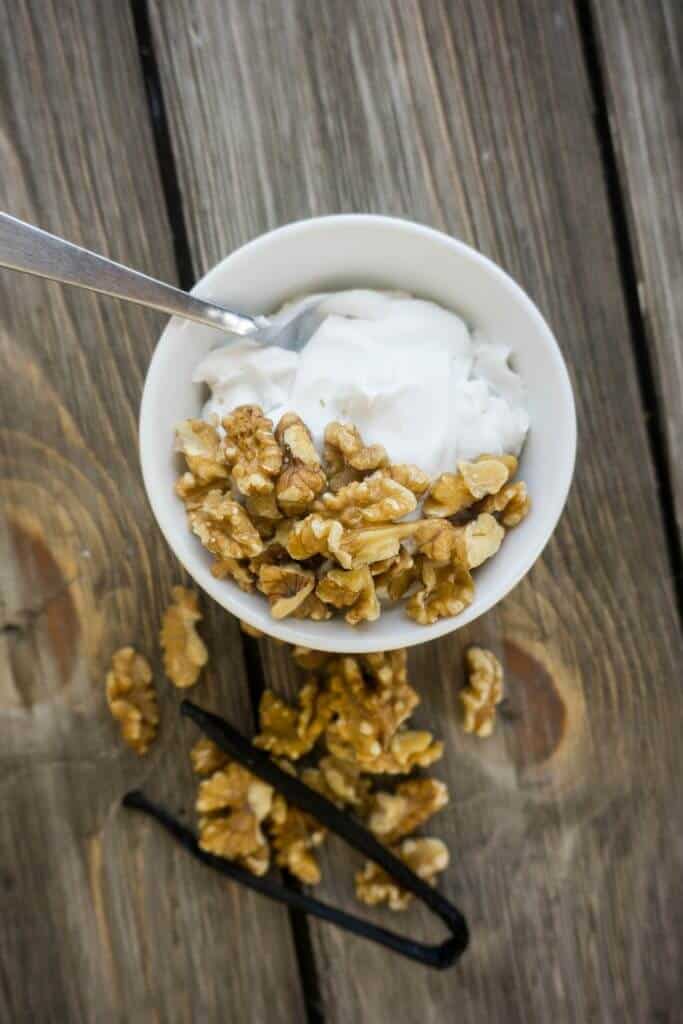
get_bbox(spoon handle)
[0,212,258,335]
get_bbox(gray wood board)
[0,2,305,1021]
[592,0,683,541]
[150,0,683,1020]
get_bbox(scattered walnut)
[323,421,388,482]
[189,490,263,560]
[292,646,334,671]
[160,586,209,687]
[480,481,530,527]
[175,419,228,484]
[316,566,380,625]
[361,649,409,688]
[197,763,273,875]
[372,549,418,601]
[268,794,326,884]
[324,654,441,773]
[285,514,349,568]
[367,778,448,843]
[190,737,229,775]
[383,463,431,496]
[305,755,373,810]
[257,562,316,619]
[211,557,255,592]
[220,405,283,496]
[106,647,158,755]
[406,559,474,625]
[424,454,516,517]
[255,680,333,759]
[355,838,449,910]
[453,513,505,569]
[460,646,504,737]
[239,619,263,638]
[316,473,417,527]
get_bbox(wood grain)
[591,0,683,540]
[150,0,683,1020]
[0,2,305,1021]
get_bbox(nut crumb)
[106,647,158,755]
[160,586,209,688]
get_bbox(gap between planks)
[128,0,326,1018]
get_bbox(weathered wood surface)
[591,0,683,540]
[0,2,305,1022]
[150,0,683,1021]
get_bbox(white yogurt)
[194,290,529,477]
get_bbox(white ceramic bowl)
[140,215,576,652]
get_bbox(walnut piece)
[454,513,505,569]
[245,491,283,522]
[257,562,316,618]
[268,794,325,884]
[316,566,380,625]
[285,514,349,567]
[189,490,264,560]
[255,681,334,759]
[276,462,327,517]
[175,419,228,484]
[414,519,460,563]
[160,586,209,688]
[340,522,422,569]
[292,592,334,621]
[316,473,417,527]
[324,421,388,485]
[383,463,431,496]
[406,559,474,625]
[190,737,229,775]
[106,647,158,755]
[372,549,417,601]
[367,778,448,843]
[480,481,530,527]
[460,646,504,737]
[324,655,441,773]
[355,838,449,910]
[424,454,516,517]
[220,405,283,496]
[197,763,273,875]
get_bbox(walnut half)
[460,646,504,737]
[106,647,158,755]
[160,586,209,688]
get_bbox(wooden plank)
[591,0,683,540]
[150,0,683,1020]
[0,2,305,1022]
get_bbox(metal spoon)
[0,212,323,351]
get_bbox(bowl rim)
[140,213,577,652]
